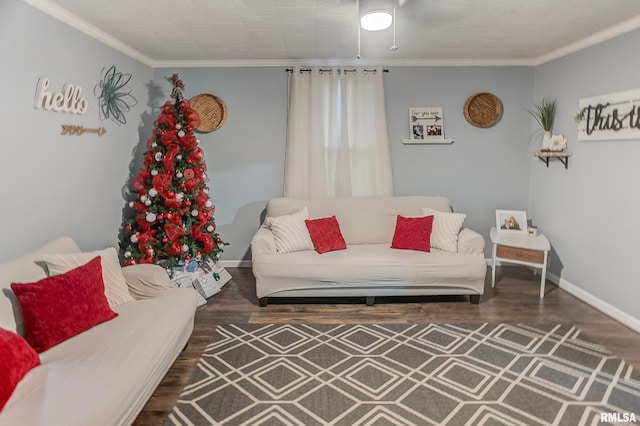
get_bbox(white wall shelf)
[402,139,454,145]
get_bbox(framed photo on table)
[496,210,528,234]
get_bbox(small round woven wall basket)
[463,92,502,128]
[190,93,227,133]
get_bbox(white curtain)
[284,66,393,198]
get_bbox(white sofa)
[251,195,487,306]
[0,236,198,426]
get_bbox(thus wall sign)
[577,88,640,141]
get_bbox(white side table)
[490,226,551,298]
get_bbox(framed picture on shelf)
[496,210,528,234]
[409,107,445,142]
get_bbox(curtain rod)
[286,68,389,74]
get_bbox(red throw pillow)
[391,215,434,252]
[10,256,118,353]
[0,328,40,411]
[305,216,347,254]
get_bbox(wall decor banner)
[577,88,640,141]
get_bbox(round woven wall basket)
[464,92,502,128]
[190,93,227,133]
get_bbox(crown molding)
[152,57,535,69]
[21,0,154,66]
[534,14,640,65]
[22,0,640,69]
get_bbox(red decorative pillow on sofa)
[305,216,347,254]
[391,215,434,252]
[10,256,118,353]
[0,327,40,411]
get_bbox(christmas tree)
[120,74,224,270]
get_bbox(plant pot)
[542,131,553,149]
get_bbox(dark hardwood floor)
[133,265,640,425]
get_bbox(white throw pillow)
[43,247,135,308]
[266,207,313,253]
[422,207,466,252]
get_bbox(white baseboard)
[487,259,640,334]
[546,272,640,335]
[219,260,252,268]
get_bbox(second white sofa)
[0,236,198,426]
[251,195,487,306]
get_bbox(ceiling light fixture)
[357,0,399,59]
[360,10,392,31]
[359,0,395,31]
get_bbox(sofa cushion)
[391,215,434,252]
[253,243,487,299]
[266,207,313,253]
[422,207,466,252]
[0,236,80,334]
[10,257,118,353]
[305,216,347,254]
[43,247,134,308]
[0,327,40,411]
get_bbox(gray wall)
[386,67,534,252]
[0,0,152,261]
[531,30,640,322]
[152,67,288,262]
[159,66,534,261]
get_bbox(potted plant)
[528,97,566,151]
[528,97,556,135]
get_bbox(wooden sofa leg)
[365,296,375,306]
[469,295,480,304]
[258,297,268,307]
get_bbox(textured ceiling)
[29,0,640,65]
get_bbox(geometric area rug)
[166,323,640,425]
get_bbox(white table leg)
[491,243,497,288]
[540,250,548,298]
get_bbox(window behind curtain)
[284,66,393,198]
